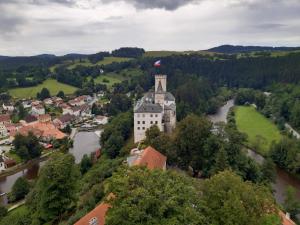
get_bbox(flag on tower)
[154,60,161,67]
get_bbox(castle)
[134,74,176,143]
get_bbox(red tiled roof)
[0,114,10,123]
[75,203,110,225]
[133,146,167,170]
[279,211,296,225]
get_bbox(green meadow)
[93,68,144,88]
[9,79,78,99]
[234,106,282,155]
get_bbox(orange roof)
[75,203,110,225]
[279,211,296,225]
[133,146,167,170]
[16,122,66,140]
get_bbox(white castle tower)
[133,74,176,143]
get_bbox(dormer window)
[89,217,99,225]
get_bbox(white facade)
[0,125,8,138]
[134,112,163,143]
[31,105,45,115]
[134,74,176,143]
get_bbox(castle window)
[137,127,140,130]
[137,114,140,118]
[150,121,153,124]
[142,121,145,124]
[142,114,145,117]
[142,127,145,130]
[155,121,158,124]
[137,121,140,124]
[150,114,153,117]
[155,114,158,117]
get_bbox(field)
[50,57,132,71]
[234,106,282,154]
[93,68,144,88]
[8,79,78,99]
[143,50,217,57]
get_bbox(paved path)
[8,200,25,212]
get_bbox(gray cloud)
[102,0,199,10]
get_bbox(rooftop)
[74,203,110,225]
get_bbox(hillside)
[208,45,300,54]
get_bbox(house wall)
[134,112,163,143]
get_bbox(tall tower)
[155,75,167,107]
[155,75,167,93]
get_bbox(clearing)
[234,106,282,155]
[8,79,78,99]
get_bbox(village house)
[16,122,66,141]
[94,115,108,125]
[0,156,7,172]
[74,202,110,225]
[280,211,296,225]
[43,98,53,105]
[4,123,18,136]
[0,124,8,138]
[31,104,45,115]
[61,103,73,115]
[69,95,92,107]
[23,115,38,125]
[22,101,32,109]
[0,114,11,125]
[53,114,76,129]
[38,114,51,123]
[127,146,167,170]
[80,104,92,117]
[2,103,14,112]
[51,97,63,106]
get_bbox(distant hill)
[0,55,9,60]
[208,45,300,54]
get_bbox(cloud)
[101,0,200,10]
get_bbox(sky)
[0,0,300,56]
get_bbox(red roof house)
[74,203,110,225]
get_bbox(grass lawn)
[5,151,22,164]
[93,68,143,88]
[234,106,282,155]
[8,79,78,99]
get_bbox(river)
[209,100,300,206]
[0,131,100,194]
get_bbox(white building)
[31,105,45,115]
[134,74,176,143]
[0,125,8,138]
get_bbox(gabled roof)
[0,114,10,123]
[74,203,110,225]
[24,115,38,123]
[134,103,163,113]
[133,146,167,170]
[58,114,76,123]
[279,211,296,225]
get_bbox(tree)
[211,147,229,175]
[283,186,300,219]
[37,87,50,100]
[0,205,7,219]
[201,170,279,225]
[13,133,42,161]
[261,157,276,183]
[27,153,79,223]
[80,154,93,174]
[175,114,212,172]
[9,177,30,202]
[57,90,65,99]
[105,167,205,225]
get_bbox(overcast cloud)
[0,0,299,56]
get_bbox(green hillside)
[9,79,78,99]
